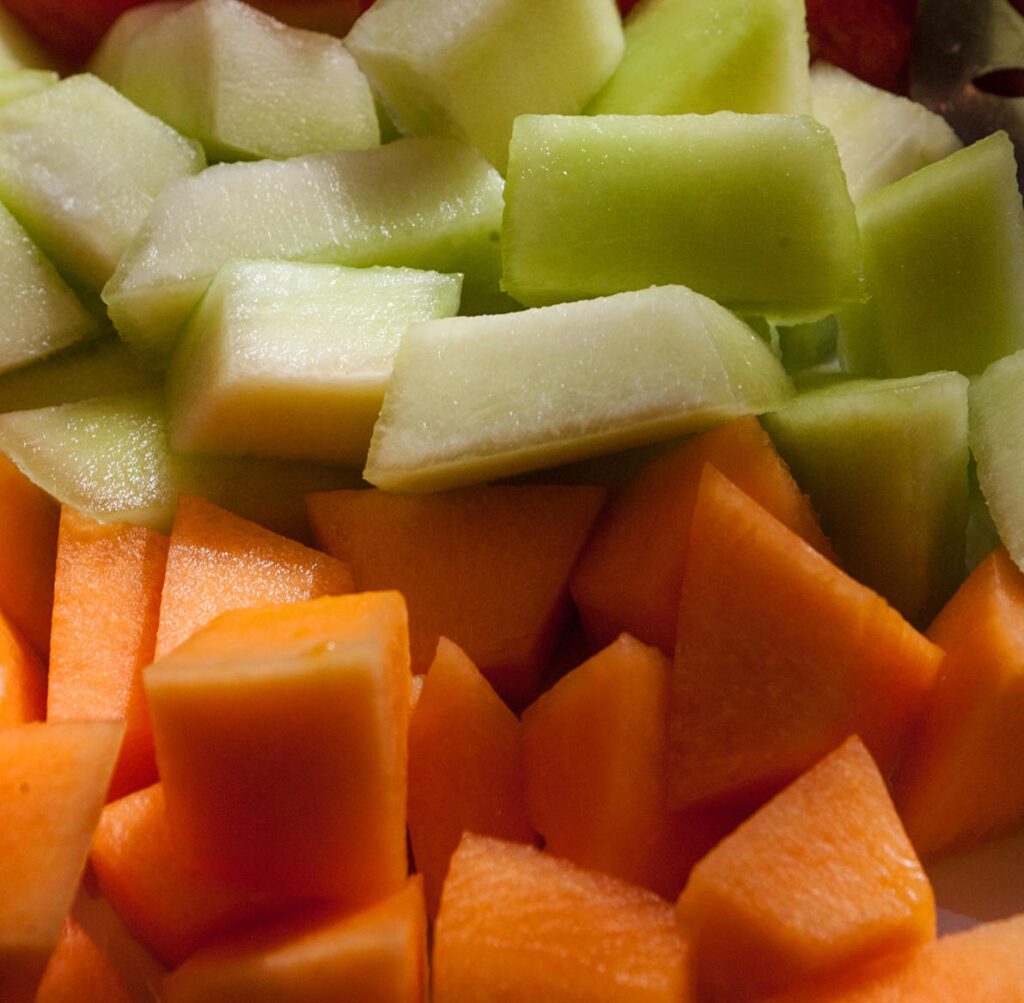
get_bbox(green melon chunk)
[810,62,961,203]
[966,460,1001,573]
[502,113,864,321]
[777,315,839,375]
[0,202,98,374]
[104,135,504,363]
[0,8,57,71]
[0,73,205,292]
[364,284,794,492]
[588,0,810,116]
[93,0,379,162]
[0,392,362,535]
[345,0,623,173]
[763,371,970,625]
[0,69,58,108]
[839,132,1024,379]
[168,260,462,465]
[969,349,1024,573]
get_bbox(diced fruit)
[589,0,810,116]
[501,113,864,320]
[146,592,411,901]
[433,834,692,1003]
[93,0,380,162]
[763,372,970,625]
[0,9,57,71]
[0,607,45,724]
[307,484,605,706]
[167,261,461,466]
[345,0,624,173]
[408,638,536,916]
[104,135,504,361]
[35,917,133,1003]
[678,736,935,1001]
[162,878,427,1003]
[47,507,168,799]
[0,69,58,108]
[668,466,943,809]
[364,285,794,492]
[0,73,205,292]
[839,132,1024,378]
[810,61,962,203]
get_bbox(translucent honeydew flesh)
[345,0,624,174]
[501,113,864,322]
[92,0,379,162]
[104,135,505,363]
[589,0,810,116]
[365,284,794,492]
[0,69,58,109]
[168,261,462,465]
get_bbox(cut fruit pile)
[1,0,1024,1000]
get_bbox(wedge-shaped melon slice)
[0,74,205,292]
[146,592,411,902]
[678,736,935,1001]
[168,261,462,466]
[0,202,97,375]
[839,132,1024,377]
[93,0,379,162]
[0,69,57,107]
[104,136,504,361]
[763,372,970,625]
[589,0,810,116]
[365,285,793,492]
[345,0,623,174]
[502,113,864,318]
[0,721,124,1002]
[810,62,961,203]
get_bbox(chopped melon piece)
[0,69,58,108]
[0,8,56,72]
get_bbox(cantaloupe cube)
[35,917,133,1003]
[0,607,44,725]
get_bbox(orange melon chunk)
[47,506,168,799]
[0,607,45,725]
[669,466,943,810]
[0,721,124,1002]
[35,917,133,1003]
[895,546,1024,857]
[162,878,427,1003]
[678,736,935,1001]
[408,637,536,916]
[306,484,606,707]
[155,494,354,658]
[146,592,411,903]
[433,833,692,1003]
[570,416,834,652]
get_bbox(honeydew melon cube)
[588,0,810,116]
[104,135,504,363]
[93,0,379,162]
[0,69,57,108]
[839,132,1024,378]
[0,74,205,292]
[364,284,794,492]
[502,113,864,322]
[763,371,970,625]
[345,0,624,173]
[0,202,97,374]
[0,7,56,72]
[168,261,462,465]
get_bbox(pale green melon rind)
[103,136,505,364]
[345,0,624,173]
[763,370,970,625]
[364,284,794,493]
[969,349,1024,574]
[839,131,1024,379]
[501,113,864,323]
[588,0,810,116]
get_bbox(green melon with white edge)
[0,202,98,374]
[763,371,970,625]
[588,0,810,116]
[839,131,1024,379]
[364,284,794,492]
[502,113,864,322]
[345,0,623,173]
[0,73,205,292]
[810,62,961,203]
[93,0,379,162]
[0,69,57,108]
[168,261,462,465]
[969,349,1024,573]
[104,135,504,364]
